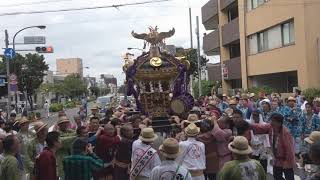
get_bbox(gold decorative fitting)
[150,57,163,67]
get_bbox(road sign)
[4,48,16,59]
[24,36,46,44]
[9,74,17,85]
[0,78,5,87]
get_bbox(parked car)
[96,95,114,112]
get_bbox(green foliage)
[89,86,100,97]
[65,101,76,108]
[99,87,111,96]
[1,53,49,110]
[62,74,87,98]
[26,111,42,121]
[193,80,215,98]
[14,53,49,94]
[303,88,320,102]
[49,103,64,112]
[248,86,275,96]
[175,48,208,78]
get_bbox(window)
[257,31,268,52]
[282,21,295,45]
[227,5,239,22]
[248,34,258,54]
[267,25,282,49]
[248,20,295,55]
[229,43,241,58]
[247,0,269,11]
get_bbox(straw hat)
[315,97,320,102]
[287,96,296,102]
[249,93,255,98]
[159,138,180,159]
[241,93,249,99]
[228,136,252,155]
[91,105,100,110]
[19,117,29,125]
[186,114,199,123]
[139,128,158,143]
[33,121,48,133]
[222,94,227,97]
[57,116,70,125]
[185,123,200,137]
[305,131,320,144]
[229,99,237,105]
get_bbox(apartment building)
[56,58,83,77]
[202,0,320,93]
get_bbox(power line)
[0,0,173,17]
[0,0,73,8]
[1,13,185,31]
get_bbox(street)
[37,106,80,127]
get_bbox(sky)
[0,0,216,85]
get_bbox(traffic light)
[35,46,54,53]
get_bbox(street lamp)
[12,25,46,51]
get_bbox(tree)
[89,86,100,97]
[61,74,87,99]
[193,80,215,98]
[8,53,49,110]
[175,48,208,78]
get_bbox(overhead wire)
[0,0,173,17]
[0,0,74,8]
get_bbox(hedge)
[303,88,320,102]
[50,103,64,112]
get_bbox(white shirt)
[131,139,161,178]
[176,137,206,171]
[150,160,192,180]
[301,101,308,111]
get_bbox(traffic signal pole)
[5,30,11,117]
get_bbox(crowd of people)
[0,90,319,180]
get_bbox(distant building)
[100,74,117,85]
[84,76,97,89]
[202,0,320,93]
[53,74,67,83]
[56,58,83,77]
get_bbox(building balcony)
[203,30,220,56]
[207,63,222,81]
[222,17,239,46]
[202,0,219,30]
[222,56,241,80]
[220,0,237,10]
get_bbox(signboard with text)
[24,36,46,44]
[222,63,229,79]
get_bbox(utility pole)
[196,16,202,97]
[189,7,194,96]
[4,30,11,117]
[189,8,193,49]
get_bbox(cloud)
[0,0,209,84]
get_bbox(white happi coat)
[176,137,206,180]
[131,139,161,178]
[150,160,192,180]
